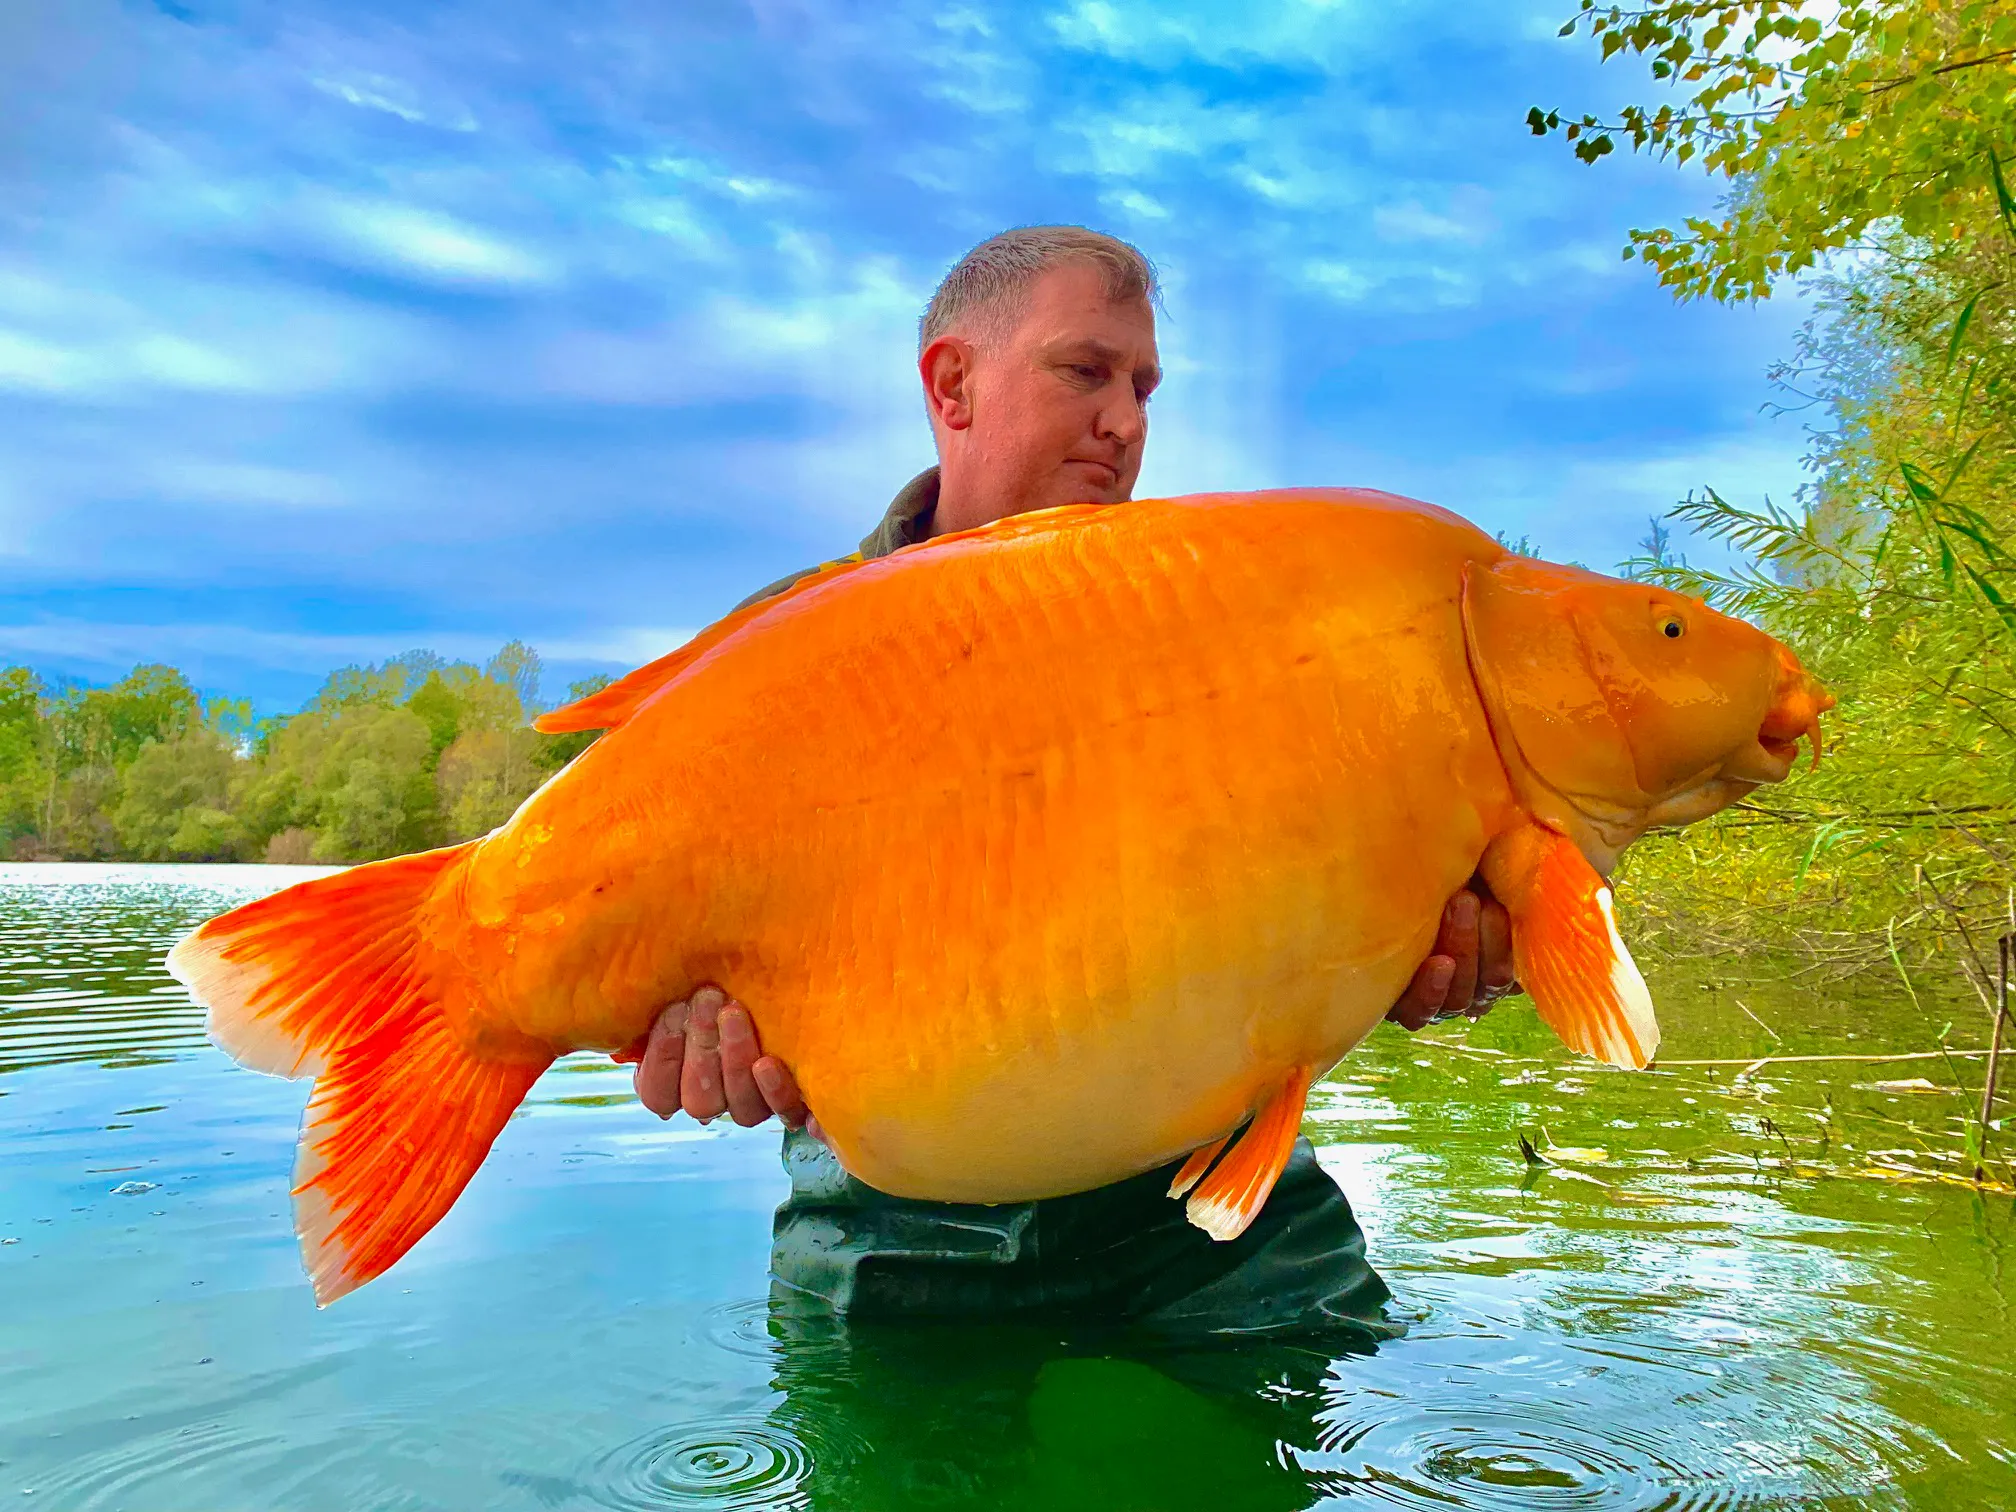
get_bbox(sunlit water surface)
[2,864,2012,1510]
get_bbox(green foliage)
[1614,233,2016,971]
[1537,0,2016,993]
[112,733,248,861]
[0,668,50,849]
[0,642,607,864]
[1534,0,2016,299]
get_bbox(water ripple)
[584,1418,811,1510]
[1306,1403,1744,1510]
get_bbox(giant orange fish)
[170,489,1830,1304]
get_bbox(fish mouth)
[1758,655,1834,774]
[1654,652,1833,821]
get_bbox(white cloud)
[1373,188,1497,245]
[0,329,96,394]
[318,200,553,286]
[1046,0,1362,68]
[1102,189,1170,221]
[0,279,436,401]
[311,74,479,132]
[1303,260,1374,304]
[126,333,264,392]
[0,619,702,680]
[1056,91,1262,180]
[633,155,791,203]
[145,460,350,510]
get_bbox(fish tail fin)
[1182,1067,1313,1241]
[1482,824,1660,1071]
[167,845,555,1304]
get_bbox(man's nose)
[1097,389,1147,447]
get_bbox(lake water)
[2,864,2011,1510]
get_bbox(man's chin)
[1050,467,1128,507]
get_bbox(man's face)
[944,262,1161,523]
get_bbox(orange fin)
[534,502,1121,735]
[533,553,869,734]
[1481,823,1660,1071]
[1182,1067,1313,1242]
[167,845,555,1304]
[1166,1135,1230,1199]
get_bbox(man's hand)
[1386,880,1518,1031]
[631,985,822,1139]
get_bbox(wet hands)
[628,985,825,1143]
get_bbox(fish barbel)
[169,489,1831,1303]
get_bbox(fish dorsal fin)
[533,553,870,734]
[534,501,1120,735]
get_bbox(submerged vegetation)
[0,645,608,864]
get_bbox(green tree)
[437,726,548,838]
[242,703,438,862]
[485,639,543,721]
[1,643,600,863]
[54,663,203,770]
[112,732,249,861]
[1533,0,2016,299]
[0,668,50,852]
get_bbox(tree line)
[0,643,606,864]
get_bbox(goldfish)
[169,489,1831,1304]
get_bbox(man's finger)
[1387,955,1455,1032]
[680,985,729,1122]
[752,1055,811,1129]
[1437,890,1481,1020]
[634,1000,688,1119]
[1474,897,1516,1013]
[719,1004,775,1127]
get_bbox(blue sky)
[1,0,1816,712]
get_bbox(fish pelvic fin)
[1182,1067,1313,1242]
[1481,823,1660,1071]
[1166,1135,1230,1200]
[166,845,555,1304]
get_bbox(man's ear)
[920,336,976,432]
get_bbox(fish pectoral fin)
[1482,823,1660,1071]
[1181,1068,1314,1242]
[1166,1135,1230,1200]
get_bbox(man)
[633,226,1515,1333]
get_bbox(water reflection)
[755,1308,1357,1512]
[0,864,337,1075]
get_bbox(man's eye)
[1073,365,1103,382]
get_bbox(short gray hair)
[919,226,1158,353]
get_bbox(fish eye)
[1656,613,1686,640]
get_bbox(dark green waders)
[768,1127,1400,1340]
